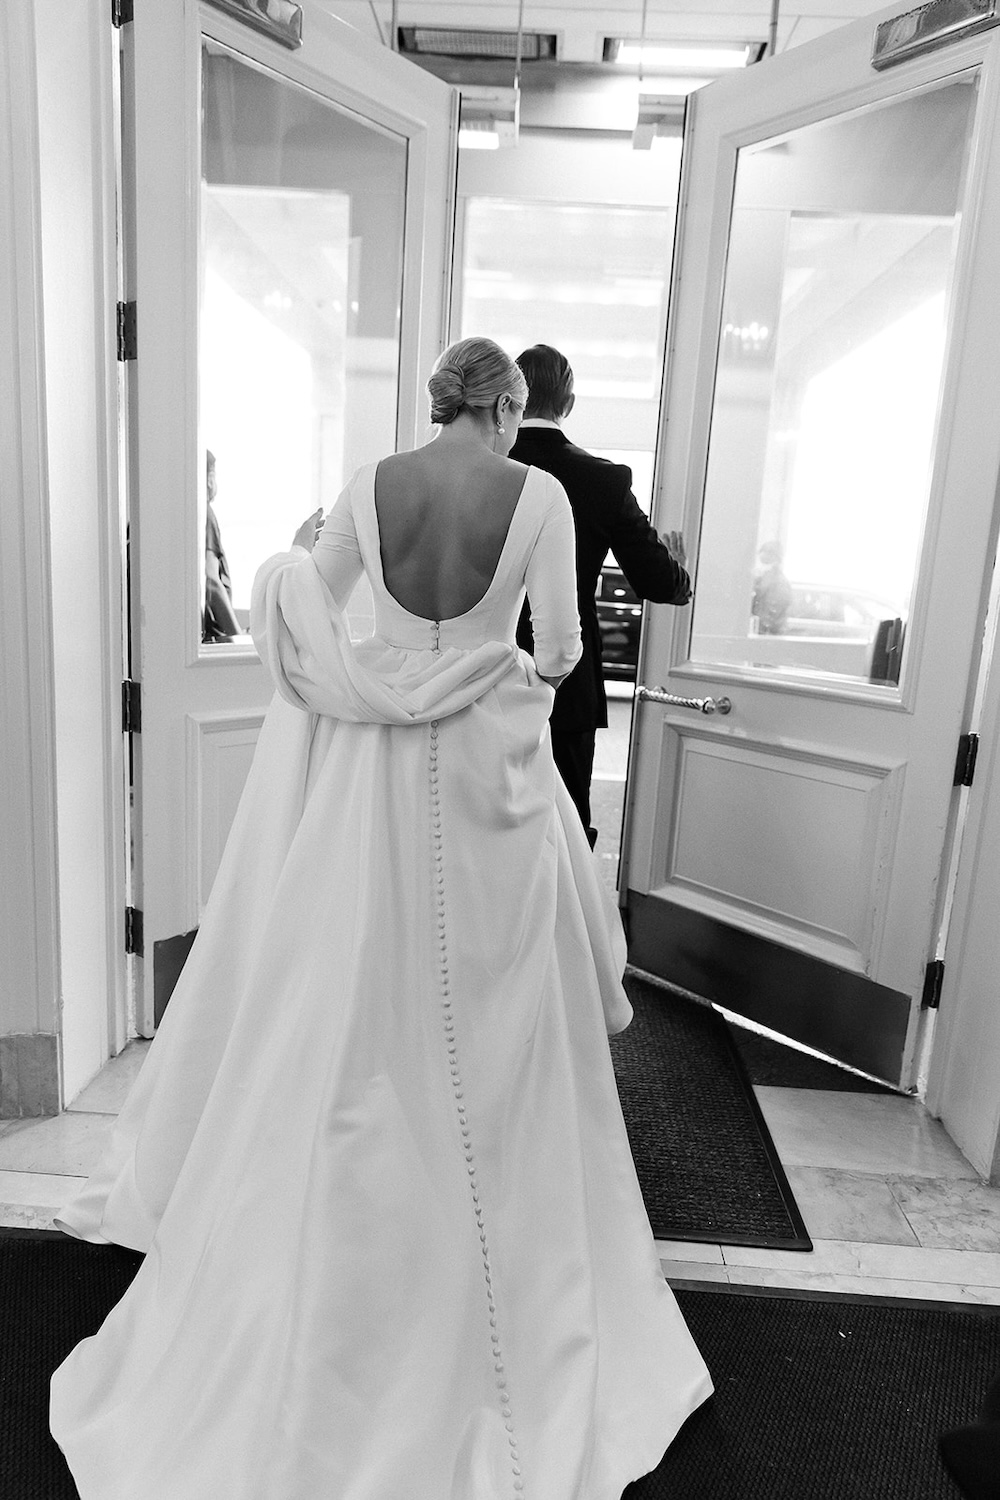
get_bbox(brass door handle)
[637,685,732,716]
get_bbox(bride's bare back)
[374,445,529,622]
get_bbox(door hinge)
[125,906,144,957]
[122,679,141,735]
[117,301,137,362]
[921,958,945,1011]
[112,0,133,27]
[953,732,979,787]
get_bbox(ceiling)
[324,0,894,68]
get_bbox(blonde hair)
[428,337,528,426]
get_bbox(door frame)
[124,0,458,1034]
[928,514,1000,1175]
[9,0,132,1109]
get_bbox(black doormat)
[611,977,811,1249]
[6,1234,998,1500]
[625,1284,1000,1500]
[730,1021,899,1094]
[0,1229,143,1500]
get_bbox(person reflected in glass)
[202,449,241,643]
[510,344,692,848]
[751,539,793,636]
[50,338,711,1500]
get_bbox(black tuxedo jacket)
[511,426,691,732]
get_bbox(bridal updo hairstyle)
[428,337,528,428]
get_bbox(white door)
[620,0,1000,1087]
[126,0,458,1033]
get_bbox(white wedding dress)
[50,463,711,1500]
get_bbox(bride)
[50,336,712,1500]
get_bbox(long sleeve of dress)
[311,481,365,608]
[525,474,583,680]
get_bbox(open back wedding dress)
[50,462,711,1500]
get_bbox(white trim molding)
[0,3,62,1115]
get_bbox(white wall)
[0,5,62,1113]
[32,0,127,1101]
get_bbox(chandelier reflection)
[722,319,772,357]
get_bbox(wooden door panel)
[649,716,902,974]
[620,3,1000,1087]
[128,0,457,1031]
[186,711,265,911]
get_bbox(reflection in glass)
[690,77,977,686]
[199,41,407,641]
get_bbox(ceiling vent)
[398,27,557,62]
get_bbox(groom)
[512,344,692,848]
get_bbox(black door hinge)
[112,0,133,27]
[117,301,137,361]
[921,958,945,1011]
[122,679,141,735]
[953,732,979,787]
[125,906,144,957]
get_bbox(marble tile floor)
[3,1041,999,1304]
[657,1088,1000,1304]
[0,1041,149,1230]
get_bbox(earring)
[497,422,505,435]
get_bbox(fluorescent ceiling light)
[459,128,500,150]
[613,42,754,71]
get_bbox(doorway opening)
[453,142,684,899]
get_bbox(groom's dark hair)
[516,345,574,422]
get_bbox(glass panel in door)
[199,40,407,644]
[689,76,977,687]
